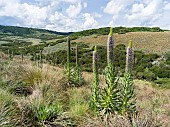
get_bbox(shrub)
[154,78,170,89]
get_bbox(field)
[75,32,170,54]
[0,26,170,127]
[0,57,169,126]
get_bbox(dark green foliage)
[150,65,170,78]
[115,44,126,50]
[42,43,169,81]
[0,25,70,37]
[71,26,165,37]
[0,25,34,36]
[1,41,32,47]
[164,51,170,65]
[154,78,170,89]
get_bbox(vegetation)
[0,26,170,126]
[74,32,170,54]
[40,42,169,84]
[72,26,165,37]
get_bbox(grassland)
[0,57,169,126]
[74,32,170,54]
[0,26,170,126]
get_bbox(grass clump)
[67,87,90,120]
[0,89,20,127]
[26,99,62,122]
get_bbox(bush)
[154,78,170,89]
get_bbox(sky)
[0,0,170,32]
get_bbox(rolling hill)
[74,31,170,54]
[0,25,169,54]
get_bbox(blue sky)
[0,0,170,32]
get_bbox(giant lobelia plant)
[90,46,100,112]
[71,44,84,86]
[99,27,119,114]
[67,37,71,82]
[119,40,136,115]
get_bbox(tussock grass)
[0,57,170,126]
[67,87,91,119]
[0,89,20,127]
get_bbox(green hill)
[0,25,72,36]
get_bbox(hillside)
[0,25,71,46]
[0,25,71,36]
[0,25,169,81]
[0,25,169,54]
[0,57,169,126]
[0,25,170,126]
[74,32,170,54]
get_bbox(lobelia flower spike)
[67,37,71,81]
[90,46,100,112]
[118,40,136,116]
[98,27,119,115]
[74,44,84,86]
[107,27,114,65]
[125,40,134,74]
[76,44,78,68]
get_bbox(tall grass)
[0,89,20,127]
[68,87,90,120]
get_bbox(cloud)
[1,0,170,31]
[126,0,163,25]
[164,2,170,10]
[0,0,100,31]
[103,0,135,20]
[93,13,102,18]
[131,4,144,13]
[83,2,87,8]
[83,13,98,29]
[63,0,80,4]
[0,0,48,27]
[66,3,82,18]
[103,0,170,28]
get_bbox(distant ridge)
[0,25,72,36]
[0,25,168,37]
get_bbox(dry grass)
[1,57,170,126]
[74,32,170,54]
[83,72,170,127]
[134,80,170,125]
